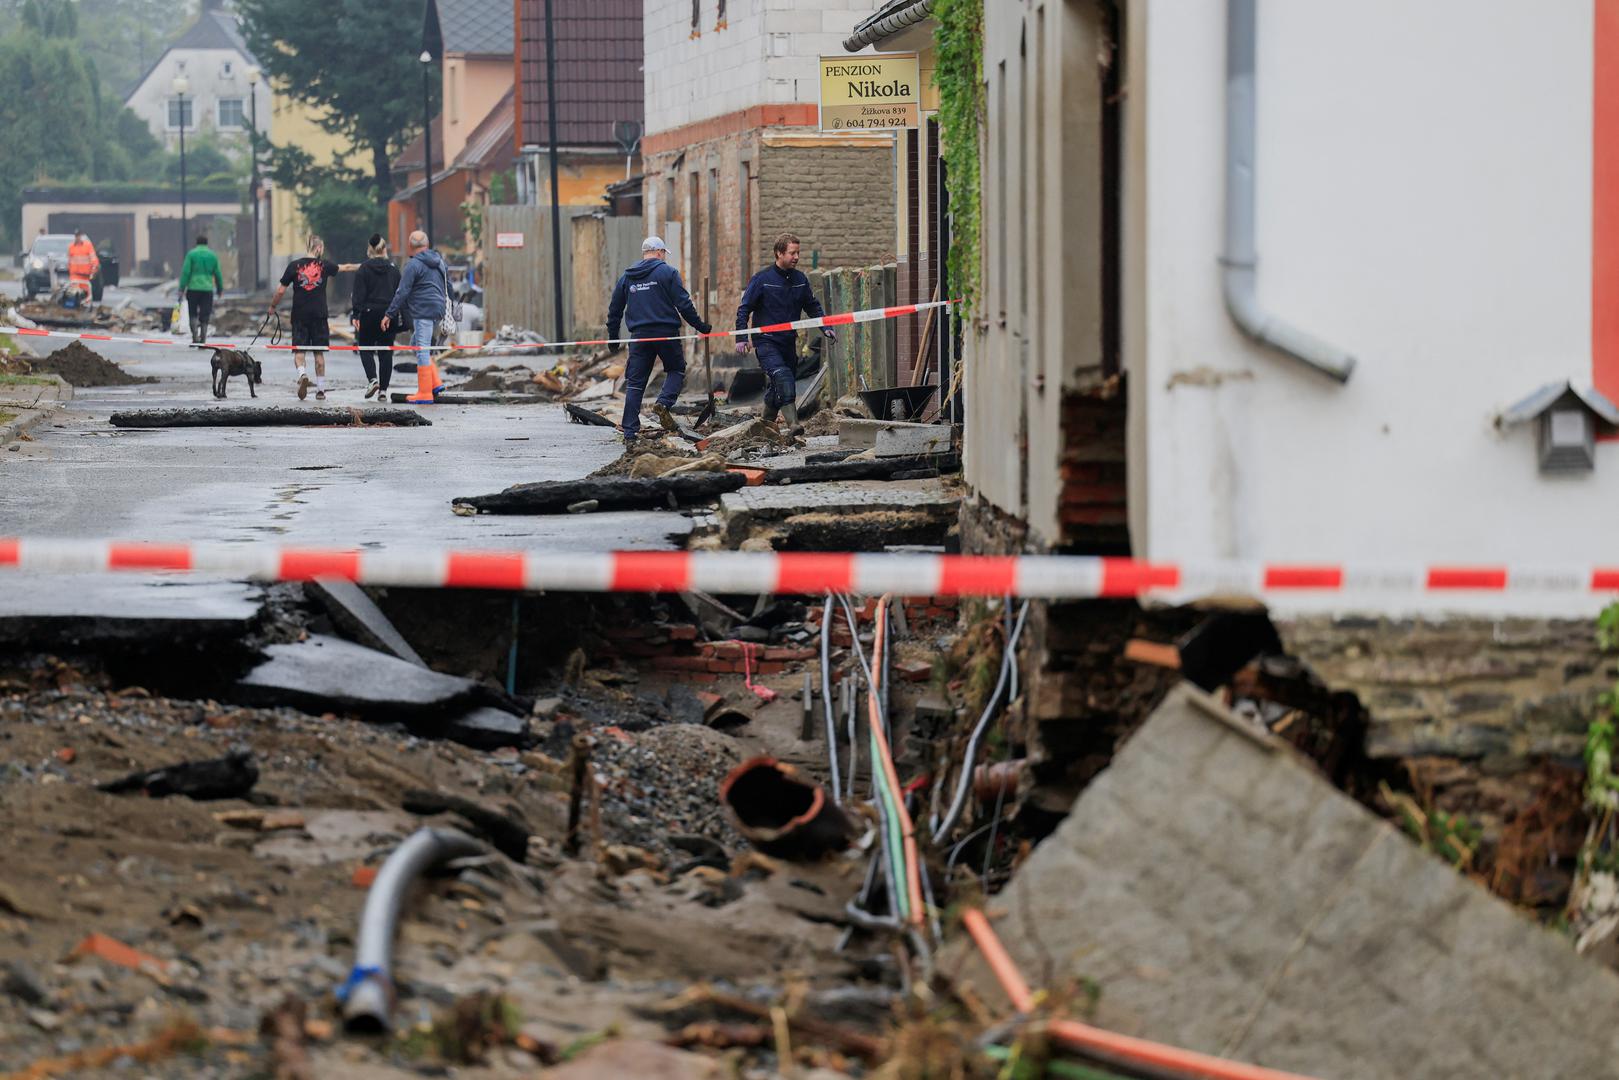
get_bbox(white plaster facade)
[644,0,877,134]
[124,21,269,153]
[1120,1,1609,616]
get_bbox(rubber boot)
[405,362,435,404]
[189,318,200,344]
[780,402,801,436]
[428,363,445,397]
[762,399,780,425]
[199,319,209,344]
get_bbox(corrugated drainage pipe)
[1224,0,1355,384]
[339,827,485,1033]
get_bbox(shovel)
[694,274,717,428]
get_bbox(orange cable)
[964,908,1321,1080]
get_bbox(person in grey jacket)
[382,230,449,403]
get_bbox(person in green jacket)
[178,234,225,344]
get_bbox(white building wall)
[1127,0,1611,616]
[125,47,270,152]
[643,0,878,135]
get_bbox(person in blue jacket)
[734,233,836,433]
[606,236,712,442]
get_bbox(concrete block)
[955,684,1619,1078]
[838,417,947,454]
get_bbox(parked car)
[21,234,73,300]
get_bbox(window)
[167,97,194,130]
[221,60,233,77]
[218,98,245,129]
[739,160,752,282]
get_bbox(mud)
[0,629,876,1077]
[29,342,156,387]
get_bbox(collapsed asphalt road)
[0,336,689,552]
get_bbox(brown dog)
[210,348,263,399]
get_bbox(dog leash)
[247,310,282,351]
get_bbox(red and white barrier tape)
[2,540,1617,598]
[0,299,957,355]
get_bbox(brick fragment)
[667,624,699,641]
[70,933,171,976]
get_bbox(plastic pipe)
[820,596,842,799]
[340,827,484,1033]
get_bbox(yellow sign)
[819,53,919,131]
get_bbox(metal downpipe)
[340,827,485,1033]
[1224,0,1355,384]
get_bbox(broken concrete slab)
[109,407,431,428]
[0,574,264,646]
[306,579,426,667]
[444,707,532,751]
[952,682,1619,1079]
[713,478,959,550]
[838,417,952,458]
[236,635,524,748]
[453,472,746,515]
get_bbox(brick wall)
[645,136,897,314]
[958,683,1619,1079]
[644,130,762,311]
[757,142,896,271]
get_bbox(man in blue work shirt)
[735,233,836,434]
[607,236,713,443]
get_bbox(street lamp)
[172,73,190,273]
[246,65,261,291]
[419,50,434,246]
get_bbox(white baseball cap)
[641,235,668,253]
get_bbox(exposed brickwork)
[757,142,897,271]
[959,684,1619,1079]
[1058,386,1129,549]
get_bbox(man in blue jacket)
[735,233,835,433]
[381,230,450,404]
[606,236,712,442]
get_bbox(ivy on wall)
[934,0,984,316]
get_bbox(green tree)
[238,0,436,204]
[301,182,385,262]
[0,28,97,246]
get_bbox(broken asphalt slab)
[951,682,1619,1079]
[0,574,265,646]
[235,634,529,748]
[109,407,431,428]
[305,579,427,667]
[453,472,746,515]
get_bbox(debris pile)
[14,300,150,333]
[16,341,156,387]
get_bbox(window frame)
[217,97,246,130]
[166,97,195,131]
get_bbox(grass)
[0,373,54,387]
[0,410,16,426]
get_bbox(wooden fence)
[807,264,899,399]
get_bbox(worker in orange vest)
[65,229,99,307]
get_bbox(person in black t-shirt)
[267,235,358,401]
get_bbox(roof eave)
[843,0,935,52]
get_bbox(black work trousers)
[185,289,215,340]
[354,308,396,390]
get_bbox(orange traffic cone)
[405,362,435,404]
